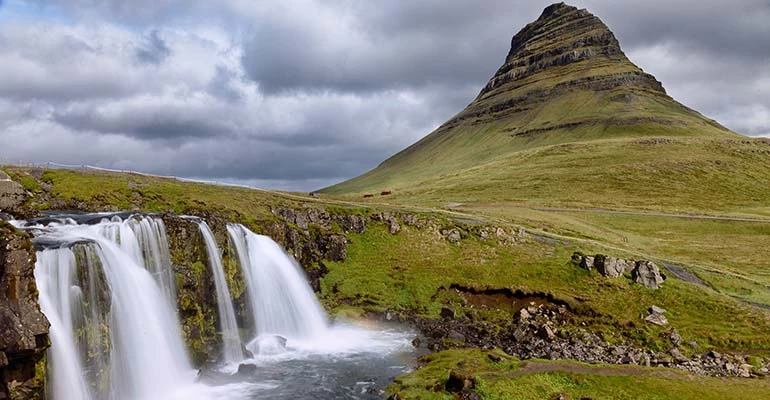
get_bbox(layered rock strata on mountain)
[454,2,667,128]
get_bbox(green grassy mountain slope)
[322,3,770,214]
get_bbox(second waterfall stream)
[227,223,328,355]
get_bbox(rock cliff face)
[0,223,48,400]
[0,172,28,220]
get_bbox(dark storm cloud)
[241,1,542,94]
[54,111,235,141]
[1,0,768,191]
[135,30,171,65]
[576,0,770,59]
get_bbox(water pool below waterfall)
[199,324,419,399]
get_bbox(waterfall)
[226,224,327,353]
[35,249,94,400]
[197,221,243,365]
[33,218,196,400]
[27,213,410,400]
[98,216,177,308]
[131,217,177,304]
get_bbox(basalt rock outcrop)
[0,222,48,400]
[573,252,666,289]
[416,292,769,378]
[479,2,663,99]
[0,172,28,219]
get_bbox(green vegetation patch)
[321,222,770,352]
[389,349,770,400]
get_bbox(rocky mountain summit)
[477,2,665,116]
[323,2,735,196]
[416,1,727,139]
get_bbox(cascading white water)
[226,224,327,353]
[197,221,243,365]
[35,249,94,400]
[131,217,177,303]
[33,219,196,400]
[27,214,414,400]
[99,216,178,308]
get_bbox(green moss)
[389,349,770,400]
[29,354,47,399]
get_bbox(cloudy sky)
[0,0,768,191]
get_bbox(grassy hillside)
[4,166,769,352]
[327,137,770,215]
[320,4,769,217]
[323,77,736,198]
[5,166,770,398]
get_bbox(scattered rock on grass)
[644,305,669,326]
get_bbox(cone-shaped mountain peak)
[323,3,737,196]
[481,2,658,97]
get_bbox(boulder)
[739,364,753,378]
[236,363,258,376]
[440,306,455,319]
[595,255,635,278]
[373,213,400,234]
[632,261,666,289]
[669,348,687,363]
[644,308,669,326]
[649,305,667,315]
[401,214,420,227]
[644,314,668,326]
[669,328,682,347]
[387,217,401,234]
[447,330,466,344]
[537,325,556,341]
[579,255,595,271]
[516,308,531,322]
[494,227,518,246]
[442,229,462,244]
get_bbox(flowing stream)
[198,221,243,366]
[22,214,417,400]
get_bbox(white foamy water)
[27,214,417,400]
[226,225,327,351]
[198,221,243,366]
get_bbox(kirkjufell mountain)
[322,3,770,212]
